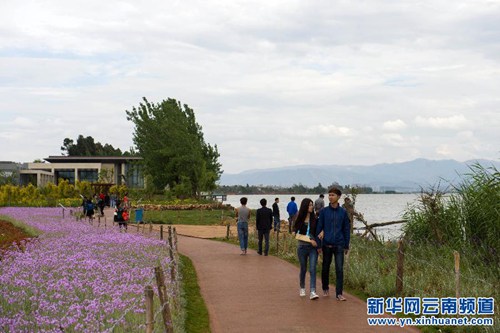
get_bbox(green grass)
[0,214,41,237]
[180,254,210,333]
[130,209,234,226]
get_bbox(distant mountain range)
[219,158,499,192]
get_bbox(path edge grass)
[180,253,211,333]
[0,214,41,237]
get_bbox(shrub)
[403,163,499,266]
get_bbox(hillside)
[219,158,499,192]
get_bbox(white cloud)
[380,133,420,148]
[414,115,468,130]
[12,117,37,128]
[0,0,499,172]
[316,125,353,137]
[436,144,453,157]
[383,119,407,131]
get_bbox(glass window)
[125,164,144,188]
[78,169,98,183]
[55,169,75,184]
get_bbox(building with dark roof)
[19,156,144,188]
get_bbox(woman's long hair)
[294,198,314,232]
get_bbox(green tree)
[0,170,19,186]
[312,182,327,194]
[61,135,123,156]
[126,97,222,197]
[98,167,114,183]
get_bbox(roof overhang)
[44,156,143,163]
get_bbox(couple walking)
[235,188,351,302]
[295,187,351,301]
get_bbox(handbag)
[295,222,312,243]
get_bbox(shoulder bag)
[295,221,312,243]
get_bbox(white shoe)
[310,291,319,300]
[299,288,306,297]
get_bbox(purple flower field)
[0,207,175,332]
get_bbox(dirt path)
[177,236,420,333]
[101,208,419,332]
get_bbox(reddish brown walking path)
[177,236,421,333]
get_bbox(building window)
[55,170,75,184]
[78,169,98,183]
[125,164,144,188]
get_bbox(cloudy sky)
[1,0,499,174]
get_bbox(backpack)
[114,208,124,222]
[86,202,94,211]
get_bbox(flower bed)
[0,207,177,332]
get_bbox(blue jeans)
[321,245,345,296]
[273,216,280,232]
[237,222,248,250]
[297,244,318,290]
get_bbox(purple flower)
[0,207,175,332]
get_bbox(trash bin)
[135,208,143,223]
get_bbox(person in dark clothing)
[81,196,87,217]
[272,197,280,233]
[294,198,319,300]
[316,187,351,301]
[85,199,95,221]
[97,197,105,216]
[256,198,273,256]
[113,199,129,231]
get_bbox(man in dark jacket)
[256,198,273,256]
[316,187,351,301]
[272,197,280,233]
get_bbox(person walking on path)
[286,196,298,233]
[272,197,280,233]
[314,194,325,217]
[294,198,320,300]
[85,198,95,222]
[235,197,251,255]
[256,198,273,256]
[317,187,351,301]
[97,193,105,216]
[123,193,129,209]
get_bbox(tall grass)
[403,163,499,267]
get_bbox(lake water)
[225,194,421,240]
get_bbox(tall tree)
[126,97,222,197]
[61,135,123,156]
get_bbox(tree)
[0,170,19,186]
[312,182,327,194]
[126,97,222,197]
[61,135,123,156]
[98,168,114,183]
